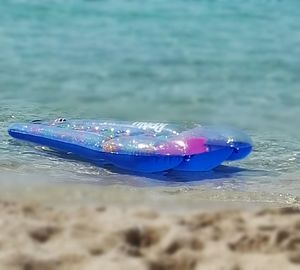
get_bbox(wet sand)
[0,200,300,270]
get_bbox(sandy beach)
[1,0,299,269]
[0,200,299,270]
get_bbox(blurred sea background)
[0,0,299,208]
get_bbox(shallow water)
[0,0,299,207]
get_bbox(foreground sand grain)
[0,200,300,270]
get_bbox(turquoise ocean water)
[0,0,299,207]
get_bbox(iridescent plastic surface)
[8,119,252,172]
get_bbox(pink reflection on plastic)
[156,137,207,155]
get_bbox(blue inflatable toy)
[8,119,252,173]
